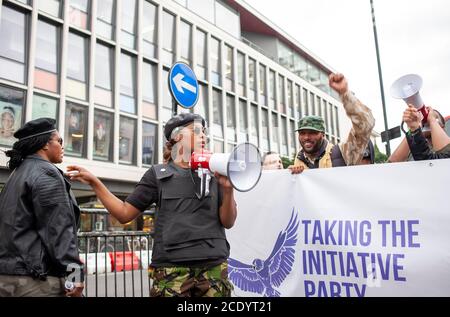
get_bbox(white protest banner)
[227,159,450,297]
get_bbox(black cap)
[164,113,205,140]
[14,118,57,140]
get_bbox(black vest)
[151,162,229,267]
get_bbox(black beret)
[14,117,57,140]
[164,113,205,140]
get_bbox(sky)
[244,0,450,153]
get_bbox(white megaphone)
[190,142,262,199]
[390,74,429,125]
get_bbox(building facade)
[0,0,346,198]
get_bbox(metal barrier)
[78,208,154,297]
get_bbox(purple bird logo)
[228,210,299,297]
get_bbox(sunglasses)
[51,137,63,146]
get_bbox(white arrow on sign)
[173,73,197,94]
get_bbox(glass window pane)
[142,121,157,165]
[212,89,223,138]
[238,99,248,142]
[97,0,115,40]
[281,117,288,156]
[250,104,258,146]
[194,84,208,122]
[95,43,113,107]
[310,92,315,115]
[119,116,136,164]
[162,69,172,123]
[211,37,221,86]
[290,120,296,154]
[269,70,275,108]
[67,33,88,82]
[162,11,175,65]
[303,88,309,115]
[121,0,137,49]
[259,64,266,105]
[215,0,240,38]
[0,86,25,147]
[69,0,90,29]
[143,1,157,58]
[93,110,113,161]
[0,7,26,84]
[288,80,294,117]
[143,62,157,119]
[65,103,88,157]
[120,53,136,114]
[225,45,233,91]
[187,0,214,23]
[272,112,279,146]
[195,29,207,80]
[278,75,285,113]
[261,108,269,151]
[36,20,58,74]
[32,94,58,120]
[226,94,236,142]
[248,58,256,101]
[180,20,192,64]
[39,0,62,18]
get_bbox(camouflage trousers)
[149,262,233,297]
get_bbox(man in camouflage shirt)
[289,73,375,173]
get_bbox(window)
[196,29,207,80]
[225,45,233,91]
[35,20,59,93]
[290,120,297,154]
[248,58,256,102]
[237,52,245,96]
[93,110,113,161]
[261,108,269,151]
[211,37,221,86]
[69,0,90,29]
[143,122,157,165]
[120,53,136,114]
[119,116,136,164]
[121,0,137,49]
[162,11,175,65]
[97,0,115,40]
[287,80,294,117]
[269,70,275,108]
[65,102,88,158]
[281,118,288,156]
[271,112,279,151]
[142,62,157,119]
[296,85,302,119]
[0,85,25,147]
[143,1,157,58]
[213,140,224,153]
[303,88,309,115]
[95,43,114,107]
[0,6,27,84]
[67,33,88,101]
[32,94,58,120]
[278,75,285,114]
[187,0,214,23]
[250,104,258,146]
[324,102,330,134]
[212,89,223,138]
[335,105,340,138]
[330,103,335,136]
[215,0,240,38]
[238,99,248,142]
[226,94,236,142]
[180,20,192,64]
[194,84,208,123]
[162,69,172,123]
[259,64,267,106]
[317,96,322,116]
[39,0,62,18]
[310,92,315,115]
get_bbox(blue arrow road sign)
[168,62,199,109]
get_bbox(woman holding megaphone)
[68,113,236,297]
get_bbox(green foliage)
[374,143,388,164]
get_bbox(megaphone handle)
[419,106,429,124]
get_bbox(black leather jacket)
[0,154,84,282]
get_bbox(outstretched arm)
[329,73,375,165]
[67,166,141,223]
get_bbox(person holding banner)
[67,113,236,297]
[289,73,375,173]
[390,105,450,161]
